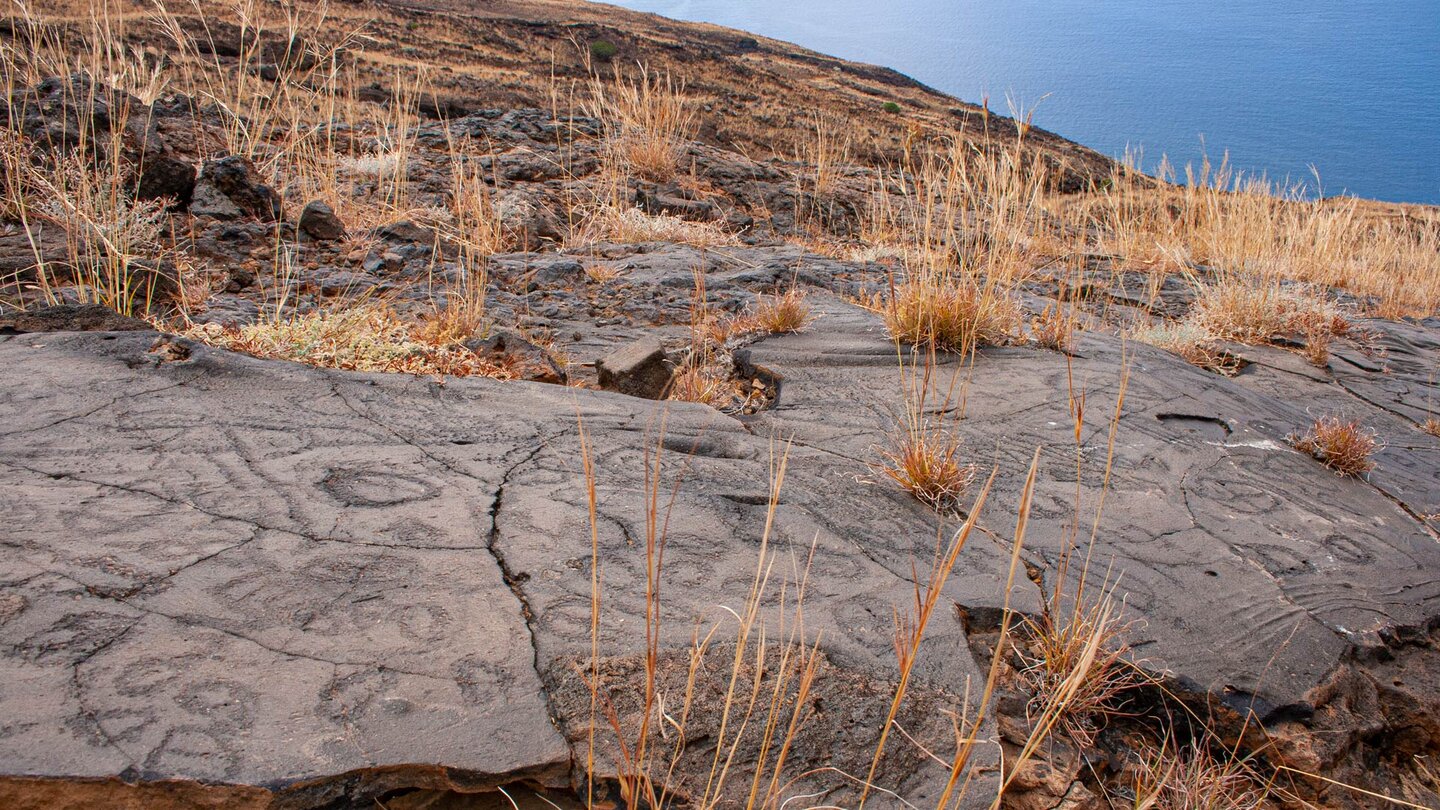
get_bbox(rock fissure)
[485,435,572,749]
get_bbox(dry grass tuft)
[750,287,812,334]
[883,271,1022,355]
[1,129,177,316]
[1130,321,1241,376]
[665,362,733,406]
[187,302,512,378]
[587,65,698,183]
[1188,274,1350,347]
[805,111,852,196]
[575,205,730,247]
[418,279,489,346]
[1030,301,1076,352]
[1018,591,1138,748]
[872,352,975,511]
[583,263,625,284]
[1423,417,1440,438]
[1289,415,1378,477]
[875,425,975,511]
[1129,742,1269,810]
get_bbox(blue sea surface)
[608,0,1440,204]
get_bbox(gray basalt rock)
[464,330,568,385]
[595,337,674,399]
[0,298,1436,807]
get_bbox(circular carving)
[319,468,439,507]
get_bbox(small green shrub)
[882,101,902,114]
[590,40,619,63]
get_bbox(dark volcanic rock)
[0,304,149,334]
[299,200,347,241]
[0,221,70,282]
[6,75,197,203]
[191,156,283,222]
[464,330,567,385]
[595,337,673,399]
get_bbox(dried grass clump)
[1130,321,1241,376]
[665,362,734,407]
[1289,415,1377,477]
[1128,743,1269,810]
[1018,592,1138,748]
[750,287,812,334]
[797,109,853,199]
[872,354,975,511]
[576,205,730,248]
[444,157,511,259]
[583,263,625,284]
[1189,274,1349,348]
[587,66,698,182]
[1423,417,1440,438]
[883,271,1022,355]
[875,426,975,511]
[187,303,512,378]
[417,281,489,345]
[1030,302,1076,352]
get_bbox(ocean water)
[608,0,1440,205]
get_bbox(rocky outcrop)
[5,75,200,203]
[1,288,1437,807]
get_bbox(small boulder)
[135,151,198,203]
[416,94,471,121]
[300,200,347,241]
[191,156,283,222]
[373,220,435,244]
[596,338,674,399]
[464,330,567,385]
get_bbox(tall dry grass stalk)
[577,427,824,810]
[148,0,370,166]
[1080,153,1440,317]
[0,127,175,315]
[803,110,852,199]
[578,417,1072,810]
[871,132,1054,354]
[873,347,976,511]
[586,64,698,183]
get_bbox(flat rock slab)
[0,303,1438,806]
[744,301,1440,714]
[0,333,575,806]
